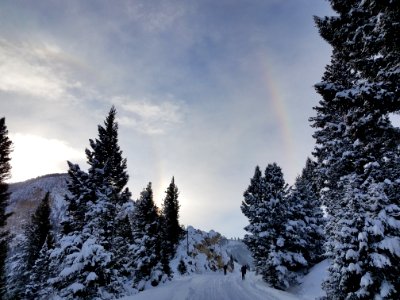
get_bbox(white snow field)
[120,260,329,300]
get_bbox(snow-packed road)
[121,270,301,300]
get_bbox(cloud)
[123,0,187,33]
[0,39,83,101]
[115,96,185,134]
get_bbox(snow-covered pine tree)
[285,159,325,266]
[112,214,134,277]
[85,105,131,243]
[48,162,112,299]
[131,183,165,290]
[0,117,12,300]
[49,107,133,299]
[310,50,358,226]
[323,174,400,299]
[260,163,295,290]
[161,177,184,272]
[242,163,293,289]
[85,106,133,293]
[266,158,326,289]
[312,1,400,298]
[61,162,91,236]
[241,166,263,273]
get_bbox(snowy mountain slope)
[120,260,329,300]
[6,173,70,236]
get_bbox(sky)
[0,0,333,238]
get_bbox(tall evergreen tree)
[131,183,164,290]
[241,163,292,289]
[260,163,295,290]
[161,177,184,266]
[0,117,12,300]
[85,106,131,248]
[241,166,263,271]
[311,1,400,298]
[49,107,133,299]
[285,159,325,266]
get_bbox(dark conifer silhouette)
[161,177,184,263]
[0,117,12,300]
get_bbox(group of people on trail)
[223,263,248,280]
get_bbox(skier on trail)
[223,264,228,275]
[241,265,246,280]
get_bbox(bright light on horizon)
[8,133,84,183]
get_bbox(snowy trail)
[121,270,301,300]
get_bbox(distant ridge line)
[10,173,68,185]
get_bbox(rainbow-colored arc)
[261,56,295,171]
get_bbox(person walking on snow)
[241,265,246,280]
[223,264,228,275]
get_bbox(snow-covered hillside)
[170,226,230,275]
[169,226,253,276]
[6,173,69,236]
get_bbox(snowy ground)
[120,260,329,300]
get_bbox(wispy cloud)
[0,39,83,101]
[115,96,184,134]
[123,0,187,33]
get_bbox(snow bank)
[289,259,330,300]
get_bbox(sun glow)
[8,133,84,183]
